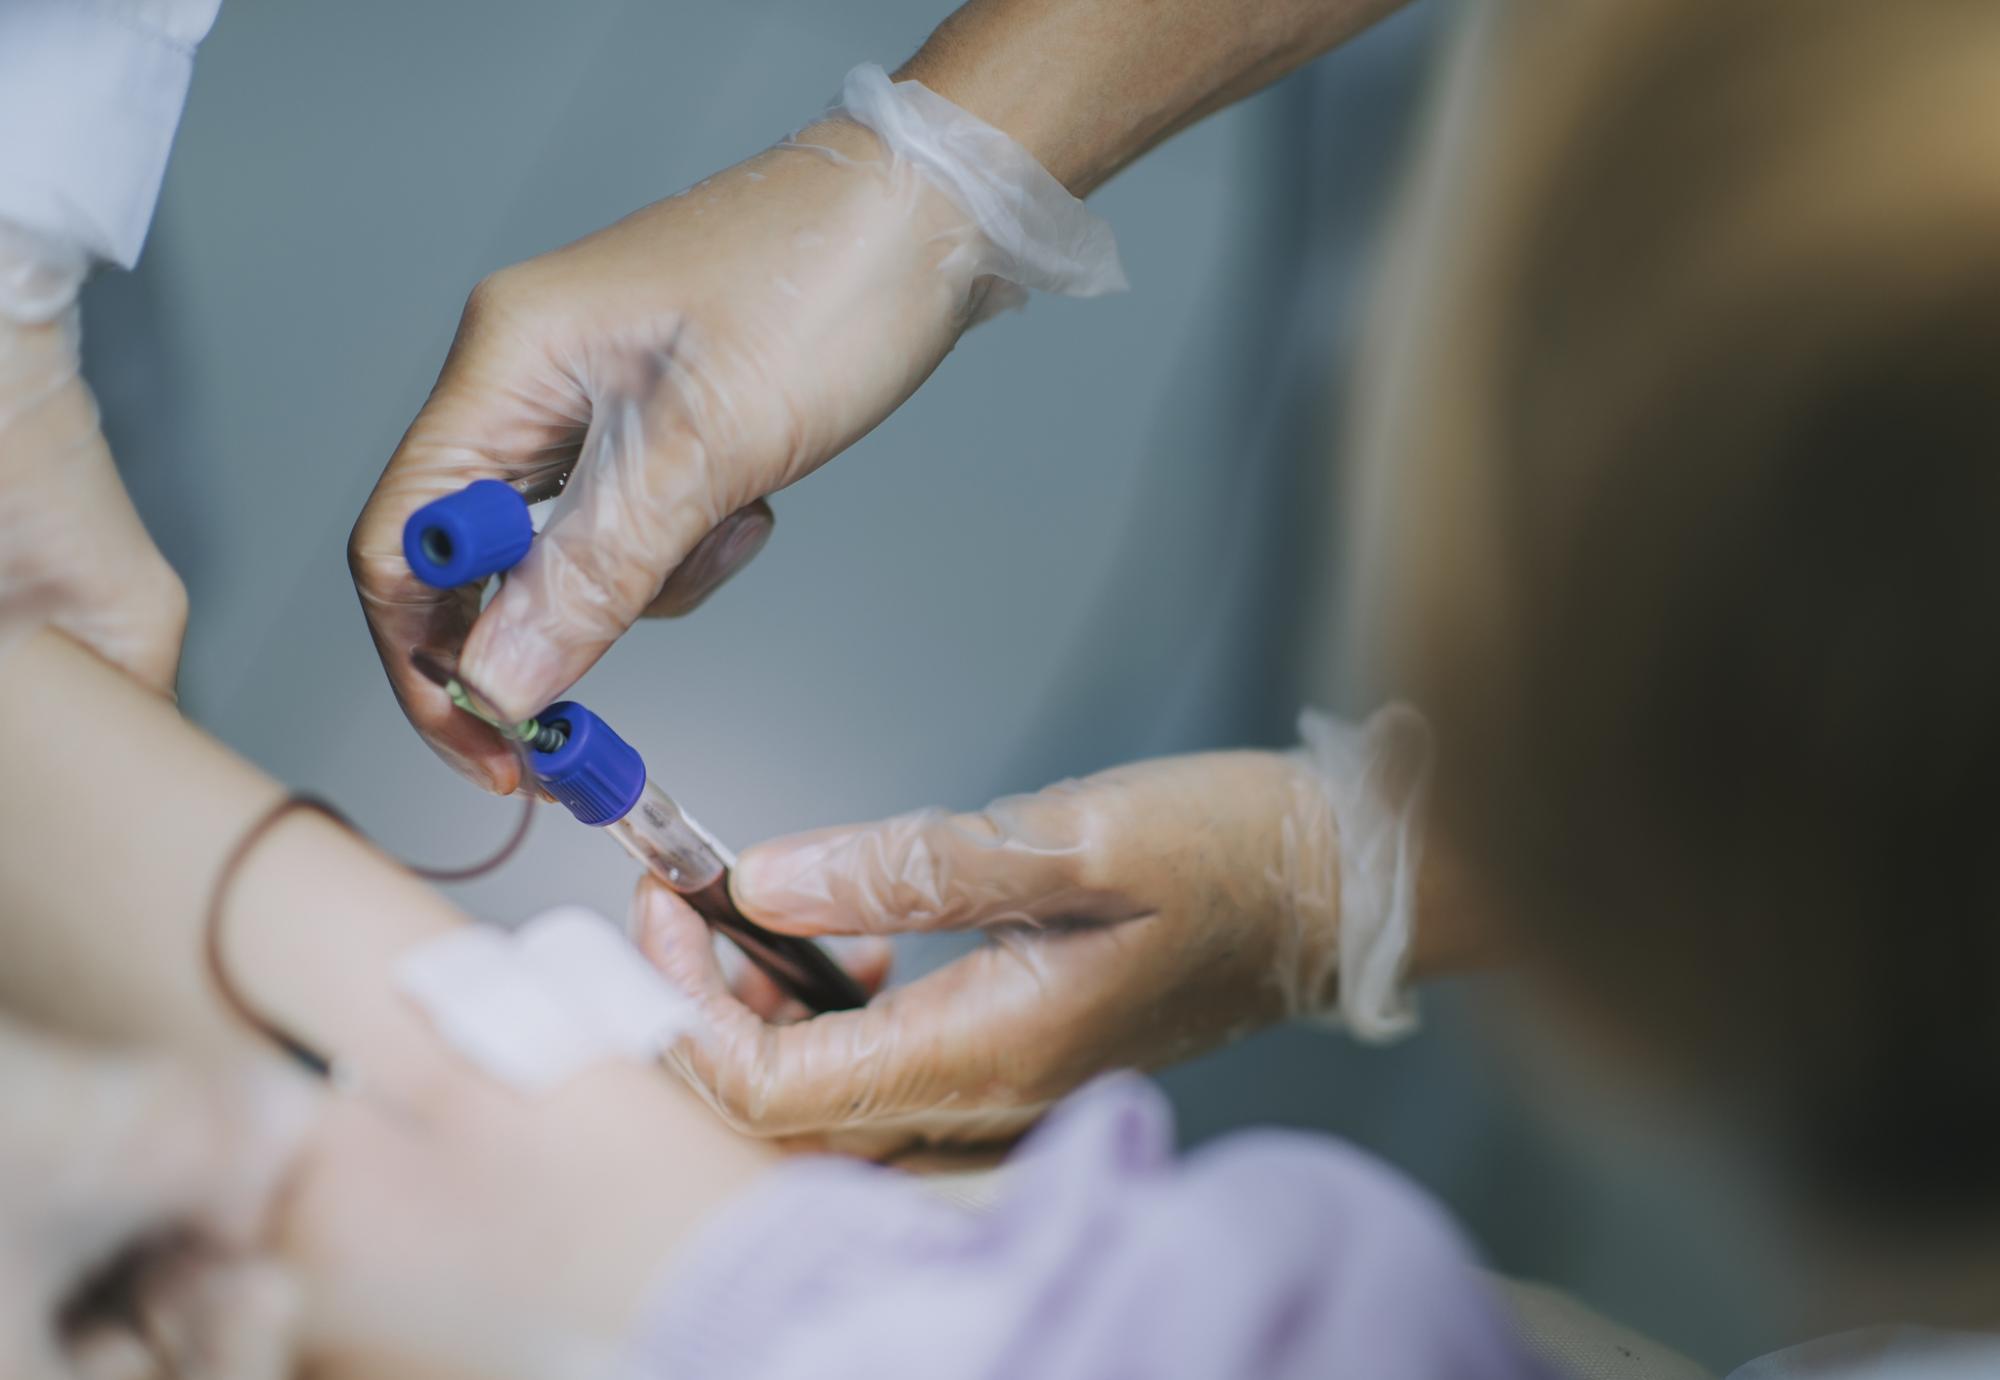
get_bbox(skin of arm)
[0,629,775,1379]
[0,631,1501,1371]
[899,0,1414,194]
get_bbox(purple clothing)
[633,1075,1553,1380]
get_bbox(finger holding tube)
[642,730,1443,1151]
[729,787,1141,937]
[451,346,771,725]
[354,64,1125,781]
[348,333,579,794]
[370,449,771,798]
[638,879,1079,1150]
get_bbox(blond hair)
[1380,0,2000,1231]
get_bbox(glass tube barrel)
[607,781,867,1014]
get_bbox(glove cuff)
[832,63,1128,305]
[1297,703,1435,1043]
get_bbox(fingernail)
[731,849,788,913]
[734,837,843,921]
[731,861,766,910]
[632,878,670,934]
[702,509,772,593]
[824,935,893,969]
[661,508,772,615]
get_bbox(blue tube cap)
[530,701,645,827]
[402,479,534,588]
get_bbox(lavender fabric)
[632,1074,1555,1380]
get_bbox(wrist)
[823,65,1125,303]
[896,45,1095,194]
[896,9,1141,195]
[898,0,1407,197]
[1264,750,1350,1015]
[223,810,471,1107]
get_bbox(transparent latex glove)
[0,1017,313,1380]
[639,708,1432,1156]
[351,63,1124,793]
[0,227,187,693]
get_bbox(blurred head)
[1375,0,2000,1284]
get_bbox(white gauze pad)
[396,906,700,1093]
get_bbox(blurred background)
[83,1,1786,1370]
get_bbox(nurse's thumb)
[456,515,666,722]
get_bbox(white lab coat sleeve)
[0,0,222,270]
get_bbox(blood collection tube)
[401,483,867,1015]
[528,702,866,1013]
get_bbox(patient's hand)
[278,1057,775,1380]
[0,1016,309,1380]
[0,310,189,694]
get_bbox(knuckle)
[875,811,962,922]
[344,513,373,583]
[128,557,190,649]
[454,266,542,354]
[712,1067,781,1134]
[1000,787,1102,893]
[459,268,519,328]
[154,564,190,632]
[708,1080,759,1132]
[1070,825,1122,895]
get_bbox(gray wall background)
[84,1,1788,1371]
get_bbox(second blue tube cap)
[402,479,534,588]
[530,701,646,827]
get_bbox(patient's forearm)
[0,629,462,1092]
[0,631,776,1376]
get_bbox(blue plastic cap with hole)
[402,479,534,589]
[529,701,646,827]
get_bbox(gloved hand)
[0,222,188,693]
[351,64,1124,793]
[639,708,1434,1155]
[0,1016,313,1380]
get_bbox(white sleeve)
[0,0,222,271]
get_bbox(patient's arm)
[0,628,459,1081]
[0,630,775,1378]
[0,636,1569,1380]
